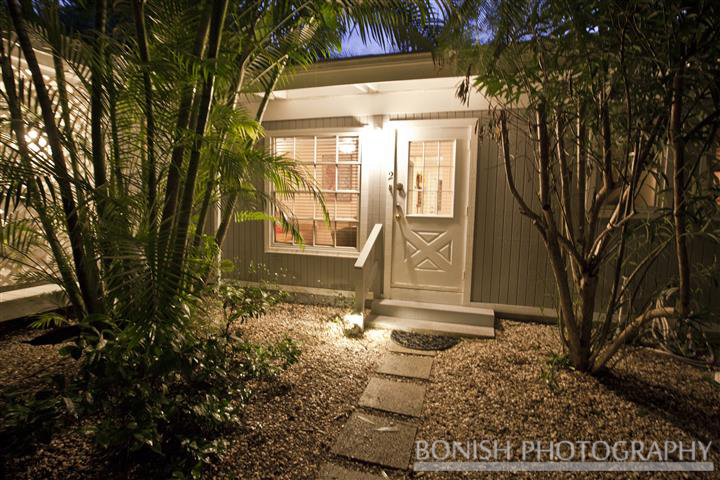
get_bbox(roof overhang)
[240,53,491,121]
[275,52,461,91]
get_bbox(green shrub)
[0,384,64,456]
[539,352,572,391]
[1,290,299,478]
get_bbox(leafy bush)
[70,313,298,476]
[1,291,299,478]
[0,383,64,456]
[219,281,288,331]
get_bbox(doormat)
[391,330,460,351]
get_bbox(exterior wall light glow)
[343,312,364,336]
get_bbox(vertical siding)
[469,113,554,308]
[393,110,556,308]
[223,110,559,308]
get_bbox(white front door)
[388,124,472,305]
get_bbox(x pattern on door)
[403,228,453,272]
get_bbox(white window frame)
[263,127,368,258]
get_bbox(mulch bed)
[1,306,719,479]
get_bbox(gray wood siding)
[222,109,720,313]
[471,115,554,308]
[223,110,558,306]
[389,111,555,308]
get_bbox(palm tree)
[0,0,442,328]
[0,0,446,469]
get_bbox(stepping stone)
[376,353,433,380]
[317,463,384,480]
[331,412,417,470]
[388,343,436,356]
[359,377,426,417]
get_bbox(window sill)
[265,244,360,259]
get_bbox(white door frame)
[382,118,478,306]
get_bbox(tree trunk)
[133,0,158,273]
[535,106,586,370]
[91,0,109,217]
[6,0,103,314]
[212,60,286,251]
[0,38,85,313]
[157,1,213,265]
[167,0,229,290]
[670,67,690,315]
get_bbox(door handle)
[396,182,405,193]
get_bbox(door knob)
[396,182,404,193]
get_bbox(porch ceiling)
[259,76,466,102]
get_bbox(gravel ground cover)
[418,319,720,479]
[1,304,719,479]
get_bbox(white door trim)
[382,117,479,306]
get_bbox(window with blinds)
[271,135,360,250]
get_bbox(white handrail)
[355,224,383,269]
[353,224,383,315]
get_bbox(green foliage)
[29,312,68,329]
[219,281,288,330]
[539,352,572,391]
[0,385,64,456]
[0,0,443,476]
[68,323,299,475]
[441,0,720,373]
[1,308,300,477]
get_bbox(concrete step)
[370,299,495,328]
[0,284,67,322]
[368,314,494,338]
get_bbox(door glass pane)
[406,139,455,216]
